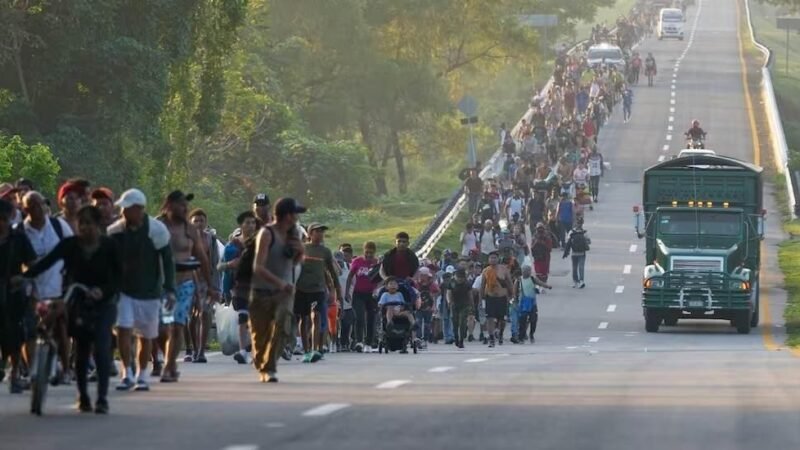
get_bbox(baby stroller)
[376,280,419,354]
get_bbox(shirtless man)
[158,191,216,382]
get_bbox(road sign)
[777,17,800,31]
[457,95,478,117]
[517,14,558,28]
[776,17,800,74]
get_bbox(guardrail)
[744,0,798,219]
[413,38,589,259]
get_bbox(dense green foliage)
[1,0,614,209]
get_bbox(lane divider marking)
[302,403,351,416]
[623,264,632,274]
[662,144,670,151]
[589,337,600,343]
[599,322,609,329]
[376,380,411,389]
[428,366,455,373]
[615,285,625,294]
[607,304,617,312]
[629,244,637,253]
[658,155,666,162]
[464,358,489,363]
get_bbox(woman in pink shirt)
[345,241,380,352]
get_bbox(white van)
[658,8,684,40]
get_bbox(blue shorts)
[172,280,196,326]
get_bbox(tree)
[0,133,60,194]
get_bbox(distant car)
[658,8,685,40]
[677,149,716,158]
[586,43,625,69]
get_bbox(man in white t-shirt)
[460,223,478,257]
[505,191,525,223]
[22,191,73,383]
[587,147,604,202]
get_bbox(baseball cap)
[445,265,456,274]
[91,187,114,202]
[274,197,306,217]
[115,189,147,209]
[0,183,18,199]
[253,193,270,205]
[15,178,34,190]
[57,181,87,203]
[307,222,329,233]
[165,190,194,204]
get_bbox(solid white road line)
[428,366,455,373]
[465,358,489,363]
[629,244,637,253]
[222,446,259,450]
[598,322,609,329]
[607,304,617,312]
[376,380,411,389]
[623,264,632,274]
[589,337,600,343]
[302,403,351,417]
[615,285,625,294]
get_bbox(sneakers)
[193,355,207,363]
[233,353,247,365]
[467,335,474,343]
[134,378,150,392]
[267,372,278,383]
[363,345,372,354]
[76,395,92,413]
[579,282,586,289]
[510,336,520,344]
[302,352,313,363]
[151,361,163,377]
[281,345,293,361]
[115,377,135,391]
[293,344,304,356]
[95,399,109,414]
[310,351,323,363]
[183,353,194,363]
[9,379,24,394]
[354,342,364,353]
[488,340,495,348]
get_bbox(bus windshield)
[588,48,623,60]
[658,211,741,236]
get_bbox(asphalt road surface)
[2,1,799,449]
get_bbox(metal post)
[787,28,790,75]
[467,122,477,168]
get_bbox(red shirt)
[349,256,378,294]
[391,252,413,279]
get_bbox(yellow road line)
[736,0,785,352]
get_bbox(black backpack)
[235,227,274,284]
[571,231,589,253]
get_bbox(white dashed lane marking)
[428,366,455,373]
[629,244,637,253]
[302,403,351,417]
[376,380,411,389]
[465,358,489,363]
[615,286,625,294]
[598,322,609,330]
[589,337,601,343]
[623,265,632,274]
[607,304,617,313]
[658,155,666,162]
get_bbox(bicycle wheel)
[30,341,54,416]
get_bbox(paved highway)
[2,1,799,449]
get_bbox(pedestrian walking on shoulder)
[562,219,591,289]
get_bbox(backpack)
[571,231,589,253]
[235,227,274,285]
[49,217,64,240]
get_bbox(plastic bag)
[215,304,240,356]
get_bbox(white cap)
[445,265,456,274]
[115,189,147,209]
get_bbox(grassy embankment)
[749,2,800,345]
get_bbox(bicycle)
[30,283,89,416]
